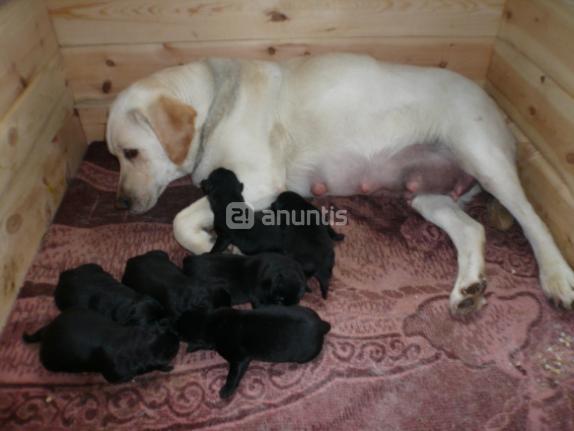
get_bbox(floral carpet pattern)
[0,142,573,430]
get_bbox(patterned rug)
[0,142,573,430]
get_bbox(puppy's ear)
[131,95,197,165]
[239,182,244,193]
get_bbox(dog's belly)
[295,144,476,201]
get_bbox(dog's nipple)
[311,182,327,197]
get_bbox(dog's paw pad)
[461,279,487,296]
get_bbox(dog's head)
[253,255,307,306]
[200,167,244,203]
[99,323,179,383]
[271,191,310,212]
[124,296,167,326]
[106,64,212,214]
[176,310,211,352]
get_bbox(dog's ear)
[131,95,197,165]
[239,182,244,193]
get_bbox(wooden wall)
[46,0,506,143]
[486,0,574,265]
[0,0,87,328]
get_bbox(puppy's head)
[106,65,211,214]
[271,191,309,212]
[201,168,243,197]
[150,326,180,364]
[125,296,167,326]
[175,310,210,351]
[254,256,307,306]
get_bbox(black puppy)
[23,309,179,383]
[122,250,228,320]
[201,168,283,254]
[177,306,330,398]
[182,252,307,307]
[272,191,344,299]
[55,264,166,325]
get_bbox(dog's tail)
[320,320,331,335]
[22,326,47,343]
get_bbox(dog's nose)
[115,196,132,210]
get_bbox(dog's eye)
[123,149,139,160]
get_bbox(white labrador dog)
[106,53,574,314]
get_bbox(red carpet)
[0,142,573,430]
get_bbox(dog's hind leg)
[210,234,232,254]
[327,225,345,242]
[174,197,215,254]
[22,326,47,343]
[315,262,333,299]
[219,358,251,399]
[411,194,486,315]
[456,137,574,309]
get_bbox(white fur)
[107,53,574,313]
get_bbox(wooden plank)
[76,104,108,143]
[0,0,60,119]
[499,0,574,97]
[515,133,574,267]
[0,112,86,329]
[63,37,492,105]
[0,55,72,198]
[486,40,574,195]
[47,0,505,46]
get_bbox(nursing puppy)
[23,309,179,383]
[177,306,330,398]
[272,191,344,299]
[55,264,166,325]
[122,250,228,320]
[201,168,283,254]
[182,252,307,307]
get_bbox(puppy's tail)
[320,320,331,335]
[22,326,47,343]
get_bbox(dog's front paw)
[540,264,574,309]
[449,278,487,316]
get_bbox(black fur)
[182,252,307,307]
[201,168,283,254]
[55,264,166,325]
[122,250,227,320]
[176,306,330,398]
[271,191,344,299]
[23,309,179,383]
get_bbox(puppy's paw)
[540,264,574,310]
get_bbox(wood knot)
[504,9,512,20]
[540,75,546,84]
[19,76,28,88]
[528,106,536,116]
[102,79,112,94]
[267,46,276,56]
[438,60,448,68]
[566,153,574,164]
[267,10,288,22]
[105,59,116,67]
[6,214,22,234]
